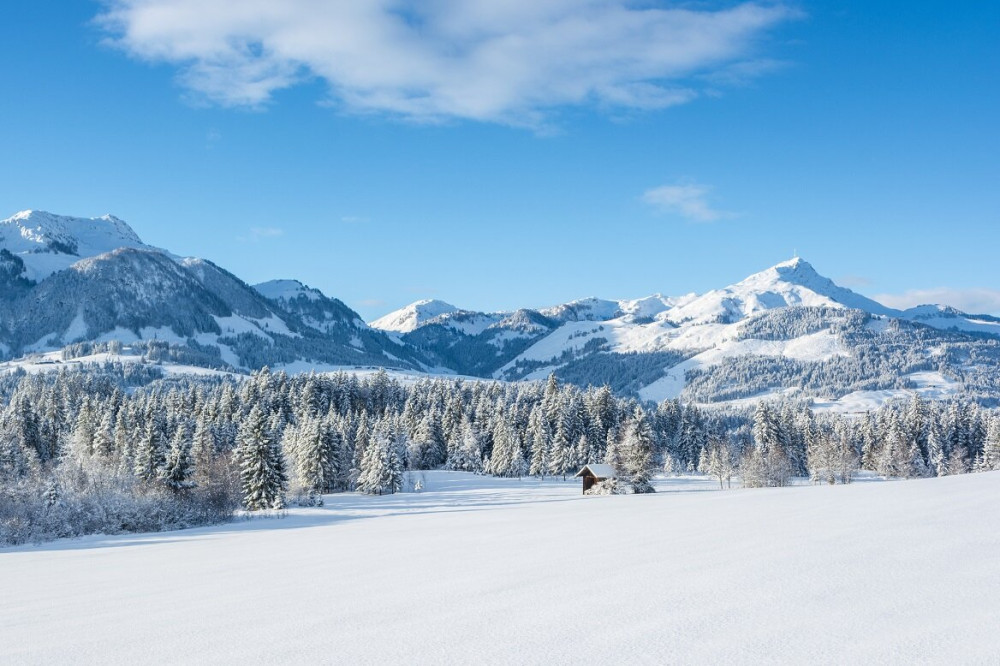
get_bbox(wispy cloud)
[642,182,734,222]
[358,299,386,308]
[701,57,790,87]
[875,288,1000,315]
[341,215,368,224]
[96,1,797,127]
[238,226,284,242]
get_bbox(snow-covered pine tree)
[357,432,404,494]
[191,413,217,475]
[0,420,37,481]
[295,417,335,501]
[448,415,483,473]
[234,404,287,510]
[486,421,526,478]
[976,416,1000,472]
[161,424,195,491]
[927,420,947,476]
[622,407,655,493]
[527,406,550,478]
[66,397,97,464]
[92,407,115,460]
[409,411,446,470]
[133,417,166,482]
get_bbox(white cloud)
[642,182,733,222]
[96,0,797,125]
[874,288,1000,315]
[238,227,284,242]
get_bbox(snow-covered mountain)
[7,208,1000,411]
[253,279,367,334]
[375,257,1000,409]
[0,210,151,282]
[0,211,427,372]
[370,299,462,333]
[663,257,898,325]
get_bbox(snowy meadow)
[3,470,998,664]
[3,366,1000,663]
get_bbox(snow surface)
[809,371,962,414]
[370,299,461,332]
[539,296,621,322]
[2,471,998,664]
[0,349,234,379]
[0,210,149,281]
[902,304,1000,336]
[664,257,897,326]
[253,279,323,302]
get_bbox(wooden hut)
[574,464,617,494]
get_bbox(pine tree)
[357,432,404,494]
[486,422,526,478]
[927,422,947,476]
[622,415,655,494]
[356,433,384,495]
[92,408,115,460]
[679,405,707,471]
[527,406,550,478]
[67,398,97,464]
[295,417,334,499]
[234,405,287,510]
[114,407,134,474]
[191,414,216,476]
[0,424,36,481]
[161,424,195,491]
[976,416,1000,472]
[133,418,166,482]
[449,416,484,473]
[410,412,446,470]
[945,446,968,476]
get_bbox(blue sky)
[1,1,997,320]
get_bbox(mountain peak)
[772,256,814,272]
[254,279,323,302]
[370,299,459,333]
[6,210,143,245]
[1,210,148,281]
[665,257,897,325]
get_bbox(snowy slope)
[365,257,1000,407]
[254,279,367,333]
[254,279,324,302]
[0,210,150,281]
[0,211,425,372]
[3,471,998,664]
[2,210,1000,407]
[664,257,897,325]
[539,297,621,322]
[902,304,1000,336]
[370,299,461,332]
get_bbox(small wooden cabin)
[574,464,618,494]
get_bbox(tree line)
[2,367,998,545]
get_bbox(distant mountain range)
[4,209,1000,409]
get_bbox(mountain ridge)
[5,209,1000,411]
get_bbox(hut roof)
[574,464,617,479]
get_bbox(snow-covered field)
[2,471,999,664]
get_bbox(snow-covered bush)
[0,465,240,547]
[584,479,626,495]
